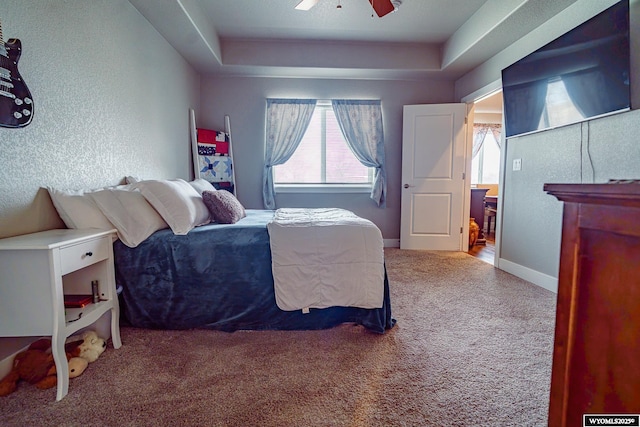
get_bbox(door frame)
[461,79,504,267]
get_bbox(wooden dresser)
[544,183,640,426]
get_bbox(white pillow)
[47,187,115,230]
[134,179,210,235]
[90,187,168,247]
[189,178,216,195]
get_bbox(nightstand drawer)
[60,237,109,275]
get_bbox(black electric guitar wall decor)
[0,18,33,128]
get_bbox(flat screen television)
[502,0,630,138]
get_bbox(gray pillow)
[202,190,246,224]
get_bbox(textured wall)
[200,76,456,240]
[501,109,640,280]
[501,125,580,277]
[0,0,200,238]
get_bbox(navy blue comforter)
[113,210,395,333]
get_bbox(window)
[264,98,386,208]
[471,126,501,185]
[273,102,372,189]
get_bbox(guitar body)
[0,38,33,128]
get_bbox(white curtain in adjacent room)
[473,124,502,157]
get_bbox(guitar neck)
[0,20,6,58]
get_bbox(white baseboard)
[497,258,558,293]
[384,239,400,248]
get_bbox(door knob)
[404,184,411,189]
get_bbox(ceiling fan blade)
[370,0,395,17]
[295,0,320,10]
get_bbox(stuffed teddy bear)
[0,338,86,396]
[469,218,480,247]
[0,330,105,396]
[31,356,88,391]
[66,330,107,363]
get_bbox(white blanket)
[267,208,385,312]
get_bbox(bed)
[46,179,394,334]
[113,210,395,333]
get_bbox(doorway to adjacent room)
[468,90,502,265]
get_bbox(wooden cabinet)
[544,183,640,426]
[0,229,122,401]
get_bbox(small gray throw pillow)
[202,190,246,224]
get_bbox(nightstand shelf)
[63,301,113,336]
[0,229,122,401]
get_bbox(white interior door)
[400,103,469,250]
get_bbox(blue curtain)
[331,100,387,208]
[263,99,317,209]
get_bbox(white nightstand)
[0,229,122,401]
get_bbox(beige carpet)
[0,248,556,426]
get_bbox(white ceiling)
[203,0,487,44]
[129,0,582,81]
[475,90,503,116]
